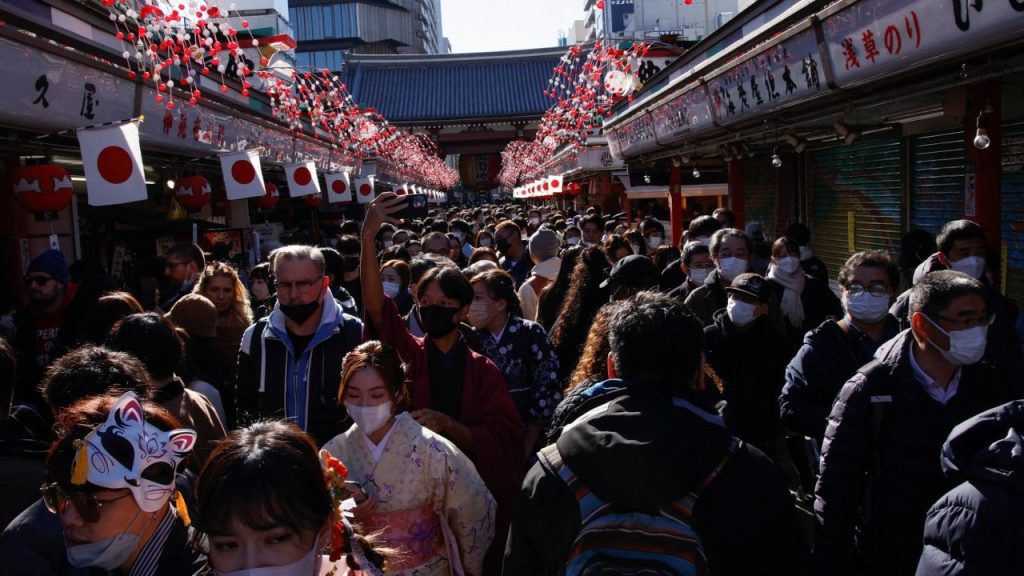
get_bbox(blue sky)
[440,0,586,53]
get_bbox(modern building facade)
[291,0,448,73]
[583,0,744,42]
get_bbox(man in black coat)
[814,270,1009,576]
[504,291,810,576]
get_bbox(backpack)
[538,438,737,576]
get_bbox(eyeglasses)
[164,260,186,270]
[930,313,996,331]
[846,282,890,297]
[41,483,131,523]
[273,276,324,293]
[24,275,54,287]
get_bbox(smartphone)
[393,193,428,220]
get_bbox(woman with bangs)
[194,262,254,370]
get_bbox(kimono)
[323,413,496,576]
[475,315,561,429]
[373,297,523,571]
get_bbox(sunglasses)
[24,275,53,287]
[41,482,131,523]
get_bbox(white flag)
[325,172,352,203]
[77,122,147,206]
[549,174,564,194]
[354,176,375,204]
[285,161,320,198]
[220,150,265,200]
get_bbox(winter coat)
[684,268,730,326]
[774,276,843,348]
[813,330,1008,576]
[916,400,1024,576]
[504,382,810,576]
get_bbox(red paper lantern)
[174,175,212,211]
[566,182,582,196]
[301,191,322,207]
[253,183,280,209]
[10,164,73,219]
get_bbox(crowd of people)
[0,191,1022,576]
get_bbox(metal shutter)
[1002,121,1024,304]
[808,139,903,278]
[910,130,966,235]
[742,154,796,240]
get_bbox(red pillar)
[965,81,1001,250]
[728,157,745,230]
[669,162,684,245]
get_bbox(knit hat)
[27,249,69,284]
[528,228,561,261]
[165,293,218,338]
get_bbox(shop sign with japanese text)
[609,112,659,159]
[652,83,714,145]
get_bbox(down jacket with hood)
[916,400,1024,576]
[813,330,1008,576]
[504,381,810,576]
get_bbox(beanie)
[165,294,218,338]
[27,249,69,284]
[529,228,561,261]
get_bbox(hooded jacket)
[813,330,1008,576]
[916,400,1024,576]
[504,382,810,576]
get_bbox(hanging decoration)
[252,182,280,209]
[174,175,212,211]
[10,164,74,220]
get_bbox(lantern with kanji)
[301,191,323,208]
[174,176,212,211]
[458,153,501,192]
[253,183,280,209]
[566,182,582,196]
[10,164,74,220]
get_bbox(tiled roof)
[346,47,564,123]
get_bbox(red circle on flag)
[232,160,256,185]
[97,146,134,184]
[294,166,312,186]
[552,179,560,188]
[359,184,372,196]
[331,179,347,194]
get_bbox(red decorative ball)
[174,175,212,210]
[253,182,279,209]
[10,164,74,216]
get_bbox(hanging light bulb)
[771,148,783,168]
[166,178,176,189]
[974,108,991,150]
[692,166,701,178]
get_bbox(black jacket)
[916,400,1024,576]
[504,383,810,576]
[813,330,1008,576]
[774,276,843,348]
[684,268,729,327]
[780,318,896,443]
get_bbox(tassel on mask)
[71,439,89,486]
[175,492,191,526]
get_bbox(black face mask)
[280,299,320,324]
[496,238,512,255]
[341,255,360,273]
[418,305,461,338]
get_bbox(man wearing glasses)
[158,242,205,311]
[813,270,1010,576]
[236,245,363,445]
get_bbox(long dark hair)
[536,246,584,331]
[549,247,612,383]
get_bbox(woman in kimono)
[323,341,495,576]
[466,269,562,456]
[360,193,523,574]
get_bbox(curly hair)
[195,262,253,327]
[536,245,584,331]
[549,247,612,382]
[566,303,618,395]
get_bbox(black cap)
[609,212,627,221]
[725,273,773,303]
[600,255,660,290]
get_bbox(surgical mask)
[279,299,320,325]
[630,243,642,255]
[726,298,757,328]
[583,240,595,247]
[689,267,710,284]
[382,281,401,299]
[468,301,492,328]
[530,217,541,226]
[950,256,985,279]
[479,238,492,248]
[383,240,394,249]
[214,530,322,576]
[647,235,663,249]
[418,305,460,338]
[453,231,465,242]
[66,510,145,569]
[566,237,581,246]
[799,245,814,260]
[924,315,988,366]
[776,256,800,275]
[346,401,394,436]
[844,292,890,324]
[696,235,711,245]
[718,257,748,282]
[601,234,609,244]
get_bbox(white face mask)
[382,281,401,299]
[346,401,394,437]
[799,245,814,260]
[567,237,581,246]
[776,256,801,275]
[383,240,394,249]
[923,315,988,366]
[453,231,465,242]
[726,298,757,328]
[601,234,610,244]
[718,257,748,282]
[66,510,146,569]
[844,292,890,324]
[479,238,492,248]
[214,530,323,576]
[689,267,710,284]
[530,217,541,226]
[696,235,712,245]
[630,243,642,255]
[950,255,985,279]
[468,300,492,328]
[647,235,663,249]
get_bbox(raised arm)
[360,192,407,330]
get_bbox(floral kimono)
[323,412,496,576]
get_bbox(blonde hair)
[194,262,253,326]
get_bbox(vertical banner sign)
[285,161,320,198]
[325,172,352,203]
[77,122,147,206]
[355,176,376,204]
[220,150,266,200]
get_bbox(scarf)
[767,263,806,328]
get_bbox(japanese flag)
[325,172,352,203]
[354,176,375,204]
[549,174,563,194]
[285,161,320,198]
[220,150,265,200]
[77,122,147,206]
[396,183,408,196]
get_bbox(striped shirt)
[128,506,176,576]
